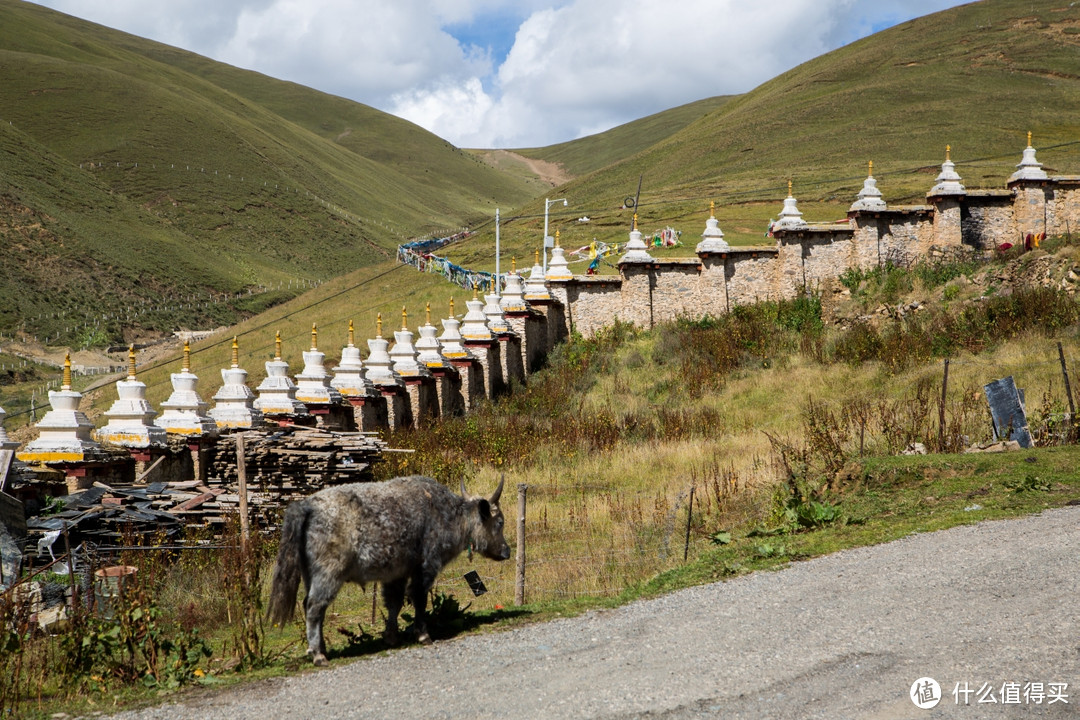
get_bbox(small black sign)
[984,376,1032,448]
[463,570,487,597]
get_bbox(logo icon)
[911,677,942,709]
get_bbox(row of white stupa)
[12,254,566,464]
[9,138,1048,463]
[758,138,1051,238]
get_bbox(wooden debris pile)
[21,426,386,559]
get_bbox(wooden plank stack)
[21,426,387,559]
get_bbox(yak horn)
[491,476,504,504]
[460,477,468,498]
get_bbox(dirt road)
[113,507,1079,719]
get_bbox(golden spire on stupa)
[62,352,72,390]
[182,340,191,372]
[401,306,408,330]
[348,320,354,347]
[376,313,383,338]
[868,160,874,177]
[311,323,318,350]
[945,144,951,162]
[275,331,282,360]
[231,337,239,368]
[127,345,137,380]
[425,302,431,326]
[449,297,455,317]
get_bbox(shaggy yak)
[268,475,511,665]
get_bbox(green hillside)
[444,0,1080,268]
[0,0,537,345]
[513,95,735,178]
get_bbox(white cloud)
[30,0,968,148]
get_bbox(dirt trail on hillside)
[480,149,572,187]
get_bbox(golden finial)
[787,179,793,197]
[555,229,561,247]
[62,352,72,390]
[709,200,715,217]
[1027,130,1033,147]
[473,282,479,300]
[512,256,517,273]
[449,297,455,317]
[535,249,540,265]
[868,160,873,177]
[632,214,638,230]
[231,337,239,368]
[376,313,383,337]
[425,302,431,325]
[946,144,951,162]
[490,276,496,293]
[127,344,136,380]
[401,306,408,330]
[182,340,191,372]
[275,330,282,360]
[311,323,318,350]
[348,320,355,346]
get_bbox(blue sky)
[30,0,969,148]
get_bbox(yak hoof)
[417,632,432,646]
[312,653,328,667]
[382,628,400,647]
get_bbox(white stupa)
[389,307,431,378]
[331,321,376,396]
[696,201,730,253]
[482,279,511,332]
[523,250,551,301]
[460,286,493,341]
[1009,131,1049,183]
[96,346,167,449]
[619,215,654,262]
[158,341,218,437]
[18,353,101,462]
[438,299,471,360]
[850,161,888,211]
[928,145,965,196]
[254,331,310,416]
[500,258,528,312]
[773,180,808,231]
[416,304,450,368]
[545,230,574,280]
[209,337,264,429]
[294,324,343,405]
[364,314,402,386]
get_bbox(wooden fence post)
[938,358,950,450]
[1058,342,1076,418]
[683,485,695,562]
[236,434,249,551]
[515,484,527,606]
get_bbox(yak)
[268,475,511,665]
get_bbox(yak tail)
[268,499,311,625]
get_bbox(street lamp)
[543,197,568,274]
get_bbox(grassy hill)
[512,95,735,178]
[441,0,1080,269]
[0,0,538,345]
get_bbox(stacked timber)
[21,426,386,559]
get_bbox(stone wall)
[556,173,1080,336]
[962,193,1015,250]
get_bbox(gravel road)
[113,507,1080,719]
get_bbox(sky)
[30,0,969,149]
